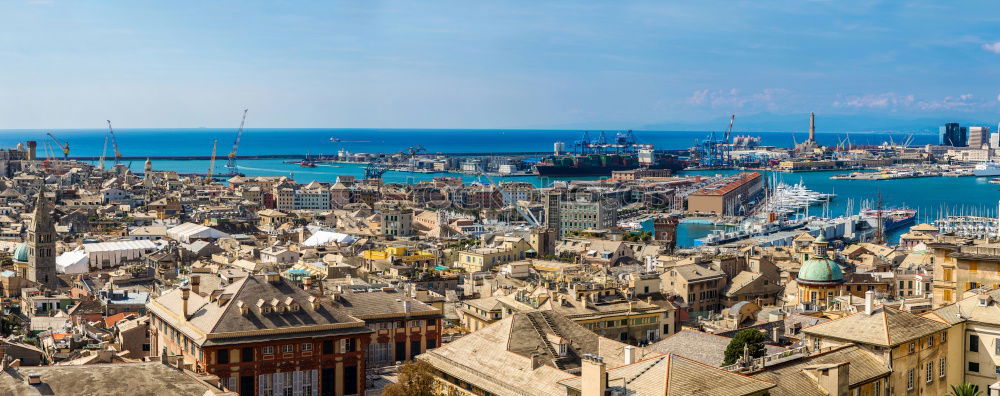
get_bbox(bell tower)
[27,185,58,290]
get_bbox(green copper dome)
[797,257,844,285]
[12,243,28,263]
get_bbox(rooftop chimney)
[864,290,875,315]
[804,362,849,396]
[402,300,411,314]
[303,277,312,291]
[265,272,281,284]
[581,355,607,396]
[27,373,41,385]
[624,345,637,365]
[190,275,201,296]
[180,286,191,321]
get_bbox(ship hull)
[535,162,684,177]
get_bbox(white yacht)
[973,162,1000,177]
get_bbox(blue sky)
[0,1,998,130]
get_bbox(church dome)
[797,256,844,285]
[12,243,28,263]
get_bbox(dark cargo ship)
[535,151,684,177]
[535,131,685,177]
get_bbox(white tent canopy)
[81,240,161,270]
[167,222,230,243]
[56,250,89,274]
[303,230,356,247]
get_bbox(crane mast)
[107,120,122,165]
[46,133,69,160]
[98,136,109,170]
[206,139,218,182]
[225,109,248,175]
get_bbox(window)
[260,373,272,396]
[908,343,915,353]
[940,358,946,378]
[302,370,314,395]
[969,361,980,373]
[216,349,229,364]
[873,379,880,396]
[906,369,914,390]
[323,340,334,354]
[241,347,254,362]
[262,346,275,355]
[283,372,293,396]
[941,333,947,344]
[928,336,934,348]
[282,344,294,354]
[427,339,437,349]
[926,362,933,383]
[970,335,979,352]
[302,343,312,352]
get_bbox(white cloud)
[833,93,914,109]
[983,41,1000,54]
[685,88,789,110]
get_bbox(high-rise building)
[27,186,58,290]
[967,126,991,148]
[543,190,561,237]
[939,122,967,147]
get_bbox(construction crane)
[225,109,249,175]
[481,172,541,227]
[98,136,109,170]
[107,120,122,165]
[46,133,69,160]
[206,139,218,182]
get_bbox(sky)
[0,1,998,131]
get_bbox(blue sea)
[1,128,989,247]
[0,128,939,158]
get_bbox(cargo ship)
[535,151,684,176]
[535,131,685,177]
[861,208,917,232]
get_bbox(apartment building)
[929,241,1000,307]
[147,274,372,396]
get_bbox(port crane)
[106,120,123,165]
[480,172,542,227]
[363,161,390,181]
[225,109,248,175]
[98,136,109,170]
[206,139,218,182]
[46,133,69,160]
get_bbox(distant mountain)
[641,112,997,134]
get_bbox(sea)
[2,128,994,247]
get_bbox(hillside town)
[0,139,994,396]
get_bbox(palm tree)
[948,383,981,396]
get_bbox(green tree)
[382,360,437,396]
[723,329,767,366]
[948,383,981,396]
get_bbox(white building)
[166,222,230,243]
[294,186,330,210]
[260,246,300,265]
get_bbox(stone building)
[147,273,372,396]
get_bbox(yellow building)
[361,246,436,267]
[456,237,531,273]
[457,296,502,331]
[929,288,1000,392]
[929,241,1000,307]
[803,298,951,396]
